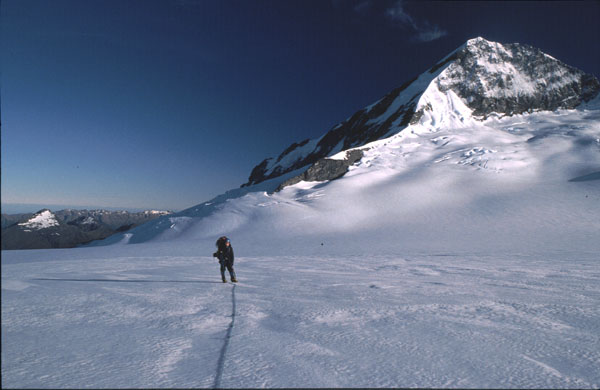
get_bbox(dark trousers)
[220,260,236,280]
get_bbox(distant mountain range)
[1,209,172,250]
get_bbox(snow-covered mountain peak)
[241,38,599,186]
[466,36,490,44]
[465,36,509,52]
[430,37,599,119]
[17,210,59,230]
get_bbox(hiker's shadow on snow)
[32,278,224,284]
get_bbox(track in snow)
[213,284,237,389]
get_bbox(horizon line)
[1,202,178,215]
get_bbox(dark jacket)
[217,245,234,265]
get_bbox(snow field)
[2,247,599,388]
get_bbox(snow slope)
[93,100,600,257]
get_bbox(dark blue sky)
[2,0,599,212]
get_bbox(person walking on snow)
[214,236,237,283]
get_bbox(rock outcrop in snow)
[275,149,365,192]
[243,37,599,187]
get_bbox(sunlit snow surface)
[2,246,599,388]
[3,104,600,387]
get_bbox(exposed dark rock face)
[435,38,600,119]
[243,38,600,188]
[275,149,365,192]
[244,158,273,187]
